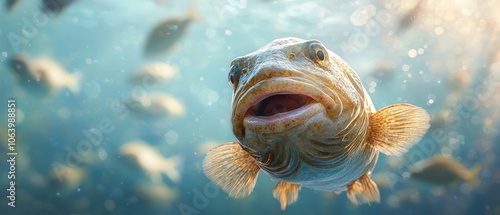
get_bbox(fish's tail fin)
[187,3,202,23]
[466,164,481,188]
[368,104,430,156]
[162,155,183,183]
[67,72,81,94]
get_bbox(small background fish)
[408,155,481,188]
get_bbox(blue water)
[1,0,499,215]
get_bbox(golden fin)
[347,173,380,205]
[273,181,301,210]
[465,164,481,188]
[368,103,430,156]
[202,142,260,198]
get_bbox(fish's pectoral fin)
[273,181,301,210]
[368,103,430,156]
[203,141,260,198]
[347,173,380,205]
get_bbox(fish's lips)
[232,77,336,137]
[243,92,323,133]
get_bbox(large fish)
[203,37,431,210]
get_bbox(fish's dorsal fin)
[203,141,260,198]
[273,181,301,210]
[347,173,380,205]
[368,103,430,156]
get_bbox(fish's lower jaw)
[243,103,323,134]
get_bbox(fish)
[203,37,431,210]
[129,62,178,88]
[8,54,80,96]
[408,155,481,188]
[49,165,86,190]
[133,182,178,205]
[6,0,20,11]
[143,6,200,56]
[41,0,79,15]
[119,141,182,184]
[371,172,398,190]
[397,0,425,32]
[386,188,420,208]
[125,92,185,117]
[367,59,396,84]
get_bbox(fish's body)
[8,55,80,96]
[130,62,178,87]
[120,141,182,184]
[409,155,481,187]
[143,7,200,56]
[42,0,79,15]
[125,92,185,117]
[203,37,430,210]
[6,0,20,11]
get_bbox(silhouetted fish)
[409,155,481,187]
[6,0,20,11]
[143,6,200,56]
[397,0,425,32]
[41,0,79,15]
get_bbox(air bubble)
[408,49,417,58]
[83,81,101,99]
[165,130,179,145]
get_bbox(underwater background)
[1,0,500,214]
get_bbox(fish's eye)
[309,42,328,67]
[316,50,324,61]
[228,62,242,89]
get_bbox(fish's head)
[228,37,373,173]
[9,55,31,80]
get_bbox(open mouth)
[249,93,314,117]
